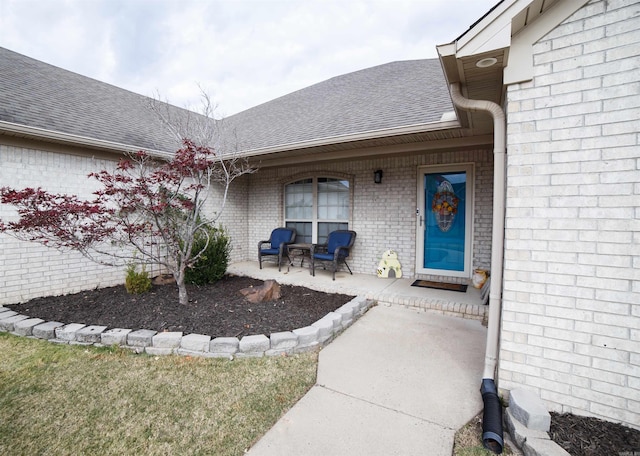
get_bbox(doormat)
[411,280,468,293]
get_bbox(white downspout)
[449,83,506,381]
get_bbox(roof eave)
[436,0,517,85]
[438,0,592,86]
[239,117,461,158]
[0,121,173,159]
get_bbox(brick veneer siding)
[188,169,249,265]
[244,148,493,280]
[215,173,250,263]
[0,145,126,304]
[0,143,248,305]
[0,145,493,303]
[501,0,639,429]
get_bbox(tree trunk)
[175,268,189,305]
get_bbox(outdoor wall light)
[374,169,383,184]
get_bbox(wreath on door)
[431,180,459,232]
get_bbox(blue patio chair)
[310,230,357,280]
[258,227,296,271]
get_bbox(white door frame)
[415,163,474,278]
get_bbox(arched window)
[284,177,350,244]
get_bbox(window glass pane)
[285,177,350,244]
[318,222,348,244]
[317,178,349,221]
[286,222,312,244]
[285,179,312,219]
[303,193,313,212]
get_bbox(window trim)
[282,172,354,244]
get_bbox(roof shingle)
[0,47,452,155]
[225,59,452,151]
[0,47,187,153]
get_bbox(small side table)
[287,243,312,267]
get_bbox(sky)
[0,0,497,117]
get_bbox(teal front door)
[417,164,473,277]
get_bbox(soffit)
[248,127,493,168]
[437,0,569,130]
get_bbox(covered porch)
[227,261,487,321]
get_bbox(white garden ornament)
[377,250,402,278]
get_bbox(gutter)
[448,83,506,453]
[239,117,461,158]
[2,117,461,162]
[0,121,173,159]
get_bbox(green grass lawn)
[0,332,317,455]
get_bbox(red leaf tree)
[0,139,253,305]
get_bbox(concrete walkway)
[246,304,487,455]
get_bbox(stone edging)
[504,389,572,456]
[0,296,374,358]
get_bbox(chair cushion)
[271,229,293,249]
[260,248,280,255]
[327,232,353,255]
[313,253,335,261]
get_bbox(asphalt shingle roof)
[225,59,453,152]
[0,47,452,155]
[0,47,187,153]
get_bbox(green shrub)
[125,263,152,294]
[185,224,231,285]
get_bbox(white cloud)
[0,0,497,116]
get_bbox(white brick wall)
[502,0,640,429]
[0,145,126,304]
[0,144,249,305]
[0,105,495,308]
[2,143,494,303]
[199,173,249,264]
[243,148,494,279]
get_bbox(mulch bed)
[550,412,640,456]
[7,275,354,338]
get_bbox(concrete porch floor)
[227,261,487,321]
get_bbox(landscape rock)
[152,274,174,285]
[239,279,281,303]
